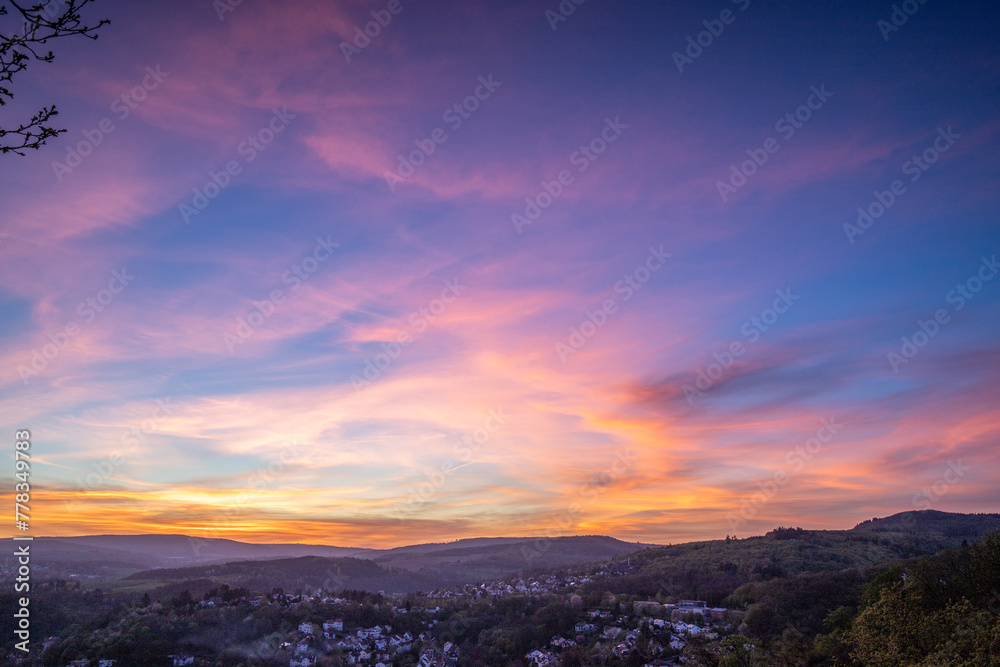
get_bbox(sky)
[0,0,998,549]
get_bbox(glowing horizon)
[1,0,998,551]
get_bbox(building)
[677,600,708,609]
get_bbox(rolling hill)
[587,510,1000,605]
[116,535,654,594]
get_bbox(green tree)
[719,634,767,667]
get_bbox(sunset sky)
[1,0,998,549]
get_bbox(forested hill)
[124,556,437,595]
[120,535,655,594]
[597,510,1000,605]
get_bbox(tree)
[1,0,109,155]
[719,635,767,667]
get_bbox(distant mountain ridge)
[114,535,657,594]
[5,510,997,595]
[0,533,654,583]
[0,533,370,571]
[852,509,1000,538]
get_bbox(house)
[324,618,344,632]
[298,621,315,634]
[169,656,195,666]
[358,625,385,639]
[613,642,635,657]
[574,621,595,634]
[290,658,316,667]
[525,649,558,666]
[99,661,117,667]
[678,600,708,608]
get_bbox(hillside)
[8,511,996,598]
[590,510,1000,605]
[0,534,369,580]
[115,536,653,594]
[369,535,656,583]
[1,533,651,585]
[124,555,437,595]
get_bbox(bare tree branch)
[0,0,109,155]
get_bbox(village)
[122,570,739,667]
